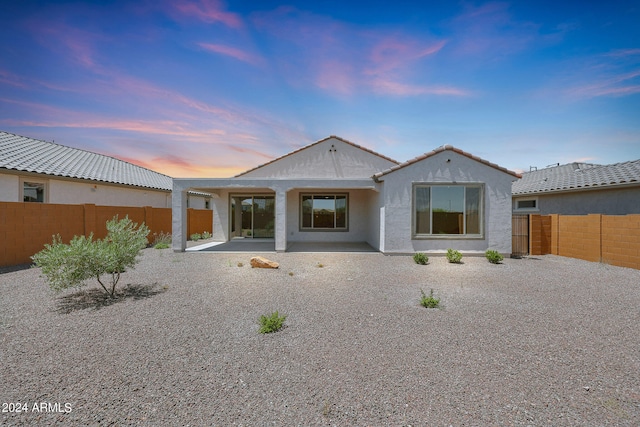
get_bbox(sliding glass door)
[231,195,275,238]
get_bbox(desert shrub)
[446,248,463,263]
[152,231,171,249]
[259,311,287,334]
[485,249,504,264]
[413,252,428,265]
[32,216,149,297]
[190,233,202,241]
[420,289,440,308]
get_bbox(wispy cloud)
[562,50,640,99]
[29,21,105,70]
[447,2,548,60]
[251,7,467,98]
[168,0,242,28]
[198,42,263,66]
[370,80,471,97]
[0,69,28,88]
[170,0,242,28]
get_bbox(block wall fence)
[0,202,212,267]
[529,213,640,270]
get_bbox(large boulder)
[250,256,279,269]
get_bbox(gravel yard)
[1,249,639,426]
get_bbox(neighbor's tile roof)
[0,131,172,190]
[374,144,521,180]
[512,160,640,195]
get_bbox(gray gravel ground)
[1,249,639,426]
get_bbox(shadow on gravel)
[55,283,168,314]
[0,264,32,274]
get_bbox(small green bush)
[446,248,463,263]
[420,289,440,308]
[485,249,504,264]
[413,252,429,265]
[259,311,287,334]
[190,233,202,241]
[32,216,149,297]
[201,231,212,239]
[151,231,171,248]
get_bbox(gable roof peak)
[374,144,521,180]
[235,135,399,177]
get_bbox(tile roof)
[0,131,172,191]
[235,135,400,177]
[374,144,521,180]
[512,160,640,195]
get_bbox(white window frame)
[514,197,539,212]
[412,183,484,239]
[21,178,48,203]
[300,193,349,231]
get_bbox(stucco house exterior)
[0,130,210,209]
[512,160,640,215]
[172,136,520,255]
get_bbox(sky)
[1,0,639,177]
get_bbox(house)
[512,160,640,215]
[0,131,210,208]
[172,136,521,255]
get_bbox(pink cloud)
[0,69,28,88]
[368,38,446,74]
[198,42,263,66]
[170,0,242,28]
[370,79,471,97]
[315,60,356,95]
[31,21,104,70]
[253,7,467,98]
[565,70,640,99]
[448,2,541,58]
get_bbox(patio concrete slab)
[187,240,377,253]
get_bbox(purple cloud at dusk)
[1,1,638,177]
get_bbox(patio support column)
[172,185,188,252]
[211,192,229,242]
[274,188,287,252]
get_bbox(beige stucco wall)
[378,149,516,255]
[0,171,171,207]
[0,173,19,201]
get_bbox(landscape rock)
[250,256,279,269]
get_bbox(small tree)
[32,216,149,297]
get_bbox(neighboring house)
[0,131,210,209]
[172,136,520,255]
[512,160,640,215]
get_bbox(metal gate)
[512,214,529,258]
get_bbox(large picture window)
[301,194,348,230]
[413,184,483,237]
